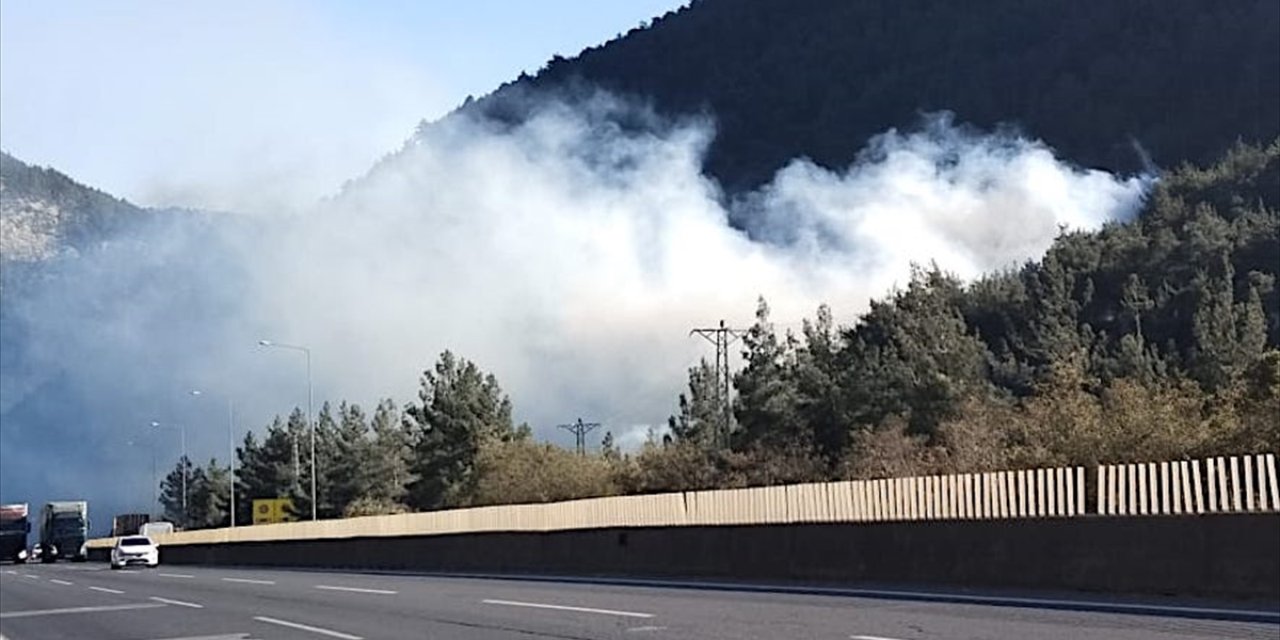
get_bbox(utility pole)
[690,319,745,449]
[558,418,601,455]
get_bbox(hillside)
[471,0,1279,193]
[0,151,154,263]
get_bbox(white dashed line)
[158,573,195,579]
[49,579,73,585]
[253,615,363,639]
[149,596,204,608]
[851,636,907,640]
[0,603,166,618]
[221,577,276,585]
[314,585,397,595]
[21,574,39,579]
[482,598,654,618]
[89,586,125,594]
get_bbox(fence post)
[1096,466,1107,515]
[1076,467,1086,516]
[1206,459,1218,512]
[1145,463,1155,515]
[1230,456,1242,512]
[1137,463,1149,515]
[1216,457,1229,512]
[1266,454,1280,513]
[1244,456,1255,511]
[1171,462,1183,514]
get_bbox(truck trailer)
[111,513,150,537]
[40,501,89,563]
[0,504,30,563]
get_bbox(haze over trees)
[164,141,1280,524]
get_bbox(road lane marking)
[147,635,252,640]
[221,577,275,585]
[253,616,363,639]
[852,636,907,640]
[2,570,17,575]
[626,626,668,632]
[0,603,166,618]
[49,579,74,585]
[314,585,397,595]
[150,596,204,608]
[146,635,251,640]
[21,574,39,579]
[482,598,654,618]
[89,586,125,594]
[158,572,195,578]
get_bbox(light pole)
[258,339,316,521]
[191,390,237,527]
[126,436,156,518]
[152,421,187,527]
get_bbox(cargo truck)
[40,501,89,563]
[111,513,150,537]
[0,504,31,563]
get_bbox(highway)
[1,563,1277,640]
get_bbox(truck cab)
[40,501,89,563]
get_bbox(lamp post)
[126,436,156,518]
[151,421,187,527]
[258,339,316,521]
[191,390,237,527]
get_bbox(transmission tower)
[690,319,746,449]
[558,418,602,455]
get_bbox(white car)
[110,535,158,569]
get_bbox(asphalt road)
[1,563,1277,640]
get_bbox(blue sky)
[0,0,688,212]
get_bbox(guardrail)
[89,452,1279,549]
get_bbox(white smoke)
[241,98,1147,436]
[0,94,1150,519]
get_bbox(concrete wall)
[158,513,1280,602]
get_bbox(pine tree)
[236,416,302,523]
[365,399,413,510]
[733,297,803,449]
[405,351,517,510]
[667,358,723,446]
[322,402,372,518]
[158,456,195,528]
[187,459,230,529]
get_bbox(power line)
[690,319,746,449]
[558,418,602,455]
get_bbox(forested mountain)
[0,151,155,263]
[472,0,1279,193]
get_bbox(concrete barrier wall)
[158,513,1280,601]
[88,453,1279,552]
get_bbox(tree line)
[161,141,1280,529]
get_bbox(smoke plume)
[0,93,1150,525]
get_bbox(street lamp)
[258,339,316,521]
[191,390,237,527]
[125,435,157,518]
[151,421,187,527]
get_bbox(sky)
[0,0,688,213]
